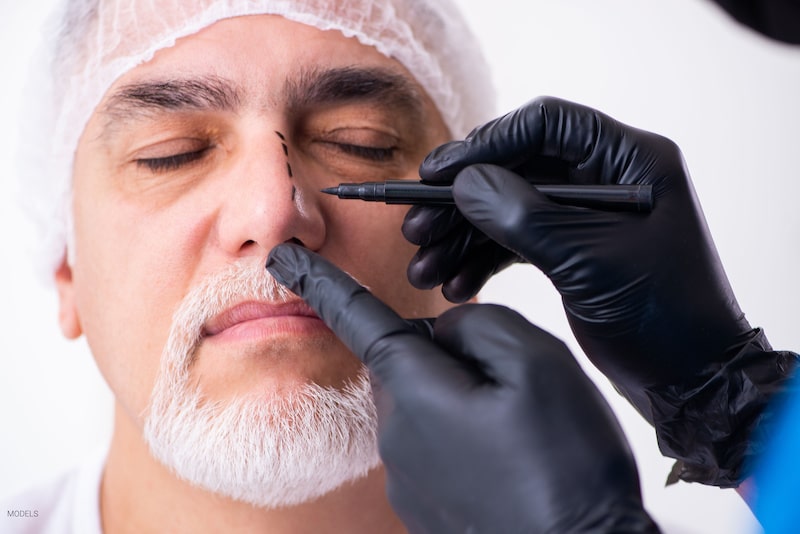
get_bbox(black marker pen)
[322,180,653,212]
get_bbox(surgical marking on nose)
[275,130,293,178]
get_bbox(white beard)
[142,259,380,508]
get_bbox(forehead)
[96,14,430,118]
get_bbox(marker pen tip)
[320,187,338,195]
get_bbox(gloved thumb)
[451,164,570,267]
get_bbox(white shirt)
[0,451,105,534]
[0,447,738,534]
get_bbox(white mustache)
[162,258,296,373]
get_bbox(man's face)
[57,14,453,501]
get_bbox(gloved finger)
[406,226,491,290]
[452,163,615,273]
[402,205,463,246]
[434,303,578,388]
[419,101,560,182]
[420,96,626,183]
[266,244,478,389]
[418,139,472,183]
[404,317,436,339]
[440,244,519,303]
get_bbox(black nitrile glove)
[266,243,661,534]
[709,0,800,44]
[403,96,798,486]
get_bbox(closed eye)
[136,147,210,172]
[329,142,396,162]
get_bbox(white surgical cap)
[20,0,496,282]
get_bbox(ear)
[54,257,82,339]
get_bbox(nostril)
[286,237,305,247]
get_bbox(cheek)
[329,200,410,270]
[70,182,200,420]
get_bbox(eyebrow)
[98,66,425,139]
[101,75,242,121]
[284,66,425,119]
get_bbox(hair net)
[20,0,496,282]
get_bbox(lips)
[202,300,321,338]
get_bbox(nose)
[214,130,326,257]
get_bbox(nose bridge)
[215,127,324,255]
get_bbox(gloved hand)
[403,96,798,486]
[266,243,661,534]
[710,0,800,44]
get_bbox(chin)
[143,364,380,509]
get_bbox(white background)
[1,1,798,533]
